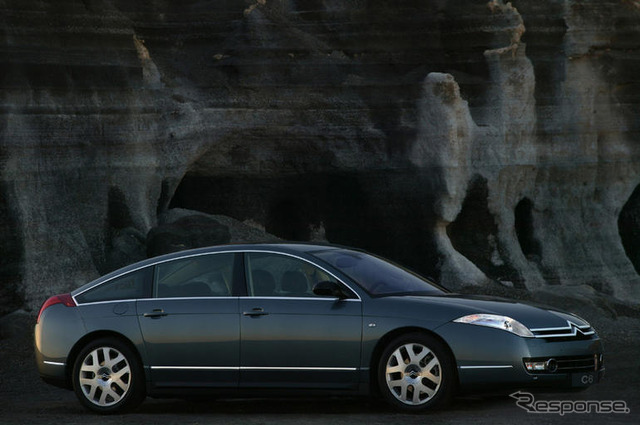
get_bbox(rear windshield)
[312,249,447,297]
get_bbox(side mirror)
[312,281,347,299]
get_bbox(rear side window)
[76,268,153,304]
[155,253,235,298]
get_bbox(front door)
[239,252,362,389]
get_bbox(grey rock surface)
[148,208,280,257]
[1,0,640,314]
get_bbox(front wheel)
[72,337,145,414]
[377,333,455,412]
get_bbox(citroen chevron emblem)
[568,320,585,335]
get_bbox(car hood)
[380,293,589,330]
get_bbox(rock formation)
[1,0,640,314]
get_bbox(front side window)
[76,268,152,304]
[245,252,340,298]
[155,253,235,298]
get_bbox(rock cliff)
[1,0,640,314]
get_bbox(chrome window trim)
[239,296,360,302]
[75,299,138,307]
[151,366,358,371]
[76,297,239,306]
[139,297,238,302]
[75,295,360,306]
[73,248,362,305]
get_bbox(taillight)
[36,293,76,324]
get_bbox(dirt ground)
[1,309,638,425]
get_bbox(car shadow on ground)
[126,394,513,415]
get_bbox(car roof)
[71,242,345,296]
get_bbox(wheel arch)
[368,326,459,396]
[65,330,147,388]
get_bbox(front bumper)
[436,322,604,391]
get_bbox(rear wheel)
[377,333,455,412]
[72,337,145,414]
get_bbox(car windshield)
[312,249,447,296]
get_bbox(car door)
[137,252,241,388]
[239,251,362,390]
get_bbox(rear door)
[137,252,241,388]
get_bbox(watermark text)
[510,391,630,416]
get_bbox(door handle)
[143,309,168,318]
[243,307,269,317]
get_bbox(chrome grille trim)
[530,320,595,339]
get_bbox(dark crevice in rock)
[447,176,524,288]
[156,179,173,216]
[437,2,493,125]
[108,186,134,230]
[512,1,568,132]
[0,182,24,315]
[587,279,614,296]
[360,88,417,159]
[514,197,542,261]
[618,183,640,275]
[104,186,145,274]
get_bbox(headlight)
[454,314,534,338]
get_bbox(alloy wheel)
[78,346,131,407]
[384,342,442,405]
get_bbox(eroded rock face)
[148,208,281,258]
[1,0,640,314]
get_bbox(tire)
[377,332,455,412]
[72,337,145,414]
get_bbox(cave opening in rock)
[447,175,523,287]
[618,184,640,275]
[266,196,320,241]
[168,172,369,243]
[514,197,542,261]
[168,173,324,238]
[168,169,441,280]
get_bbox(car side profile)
[35,243,604,413]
